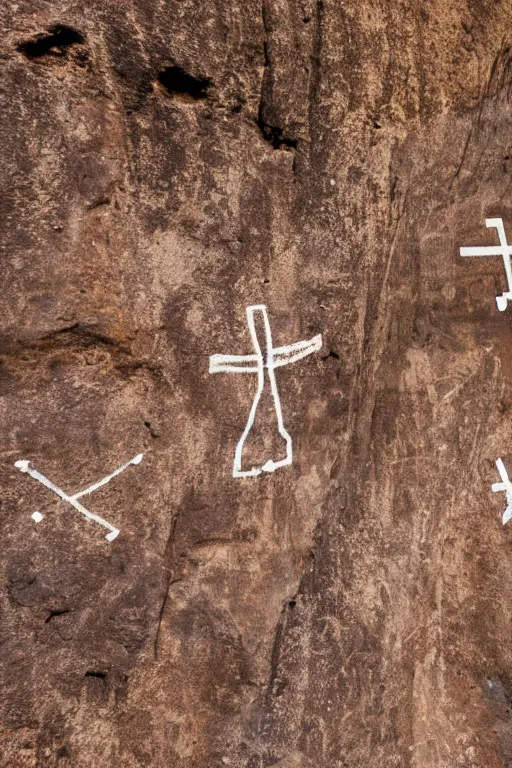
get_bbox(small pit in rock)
[322,350,340,361]
[257,119,298,150]
[156,65,211,101]
[45,609,70,624]
[85,671,107,681]
[17,25,84,60]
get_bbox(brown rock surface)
[2,1,512,766]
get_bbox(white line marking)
[492,457,512,525]
[72,453,143,499]
[210,305,322,477]
[273,335,323,367]
[15,454,143,540]
[209,335,322,373]
[460,218,512,310]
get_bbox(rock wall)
[2,1,512,766]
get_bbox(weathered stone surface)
[2,1,512,766]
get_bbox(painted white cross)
[492,457,512,525]
[209,304,322,477]
[460,218,512,310]
[15,453,143,541]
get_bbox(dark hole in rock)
[157,65,211,100]
[45,609,70,623]
[274,679,287,696]
[256,114,297,150]
[288,599,297,608]
[144,420,159,438]
[17,25,84,59]
[231,96,246,115]
[322,350,340,360]
[85,671,107,680]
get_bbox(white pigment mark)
[492,457,512,525]
[209,304,322,477]
[15,454,143,540]
[460,218,512,310]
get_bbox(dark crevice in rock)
[264,593,299,708]
[154,514,180,660]
[143,420,159,439]
[191,536,235,548]
[485,45,512,101]
[257,3,297,152]
[262,38,270,70]
[266,602,287,703]
[156,65,211,101]
[449,125,473,190]
[85,671,107,681]
[38,323,132,353]
[45,609,70,624]
[17,25,84,60]
[322,350,340,360]
[0,322,124,357]
[86,197,111,211]
[0,325,167,385]
[256,116,298,150]
[306,0,325,135]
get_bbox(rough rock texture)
[2,1,512,766]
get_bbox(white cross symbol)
[460,218,512,310]
[209,304,322,477]
[492,457,512,525]
[15,453,143,541]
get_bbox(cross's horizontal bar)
[273,334,323,367]
[209,334,323,373]
[460,246,512,257]
[209,354,259,373]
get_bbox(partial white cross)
[492,457,512,525]
[460,217,512,311]
[209,304,322,477]
[15,453,143,541]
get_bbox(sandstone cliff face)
[2,1,512,766]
